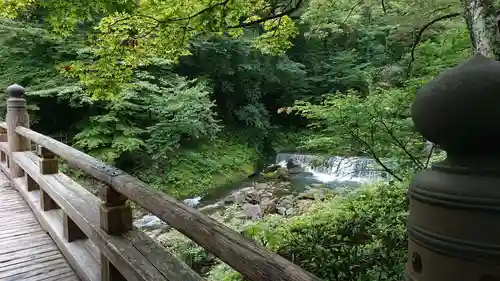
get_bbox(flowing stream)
[185,152,391,208]
[135,152,391,231]
[275,153,390,187]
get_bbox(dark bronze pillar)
[407,54,500,281]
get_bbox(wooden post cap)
[6,84,25,98]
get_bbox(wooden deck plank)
[0,172,80,281]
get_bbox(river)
[184,152,390,208]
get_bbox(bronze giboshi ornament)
[407,54,500,281]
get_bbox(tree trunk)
[462,0,500,59]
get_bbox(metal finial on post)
[407,54,500,281]
[6,84,25,98]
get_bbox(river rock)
[276,206,295,216]
[286,158,301,169]
[245,188,260,204]
[223,196,234,204]
[296,199,315,214]
[260,198,277,214]
[260,191,274,200]
[285,207,295,216]
[242,203,262,220]
[183,196,202,208]
[199,202,225,214]
[287,166,305,174]
[280,194,294,204]
[297,188,325,200]
[276,195,294,216]
[133,214,171,238]
[254,182,268,190]
[277,206,287,215]
[233,191,246,205]
[262,164,280,173]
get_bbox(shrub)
[217,181,409,281]
[272,181,408,280]
[162,230,213,273]
[206,263,243,281]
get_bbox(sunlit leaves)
[0,0,37,19]
[301,0,461,40]
[1,0,300,100]
[145,74,222,161]
[253,16,298,54]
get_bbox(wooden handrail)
[15,125,321,281]
[1,85,322,281]
[12,150,204,281]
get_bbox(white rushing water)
[135,153,392,230]
[178,153,391,209]
[276,153,390,184]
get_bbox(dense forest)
[0,0,495,279]
[0,0,471,196]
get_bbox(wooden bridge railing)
[0,84,322,281]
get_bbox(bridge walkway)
[0,172,79,281]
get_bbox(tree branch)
[168,0,231,23]
[373,114,424,169]
[228,0,304,28]
[405,12,462,77]
[381,0,387,14]
[424,142,435,168]
[337,116,403,182]
[108,0,231,36]
[109,0,303,44]
[342,123,403,181]
[343,1,364,24]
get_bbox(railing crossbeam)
[0,84,322,281]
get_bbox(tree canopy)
[1,0,304,99]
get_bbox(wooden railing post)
[37,145,60,211]
[0,127,6,164]
[6,84,30,178]
[100,185,132,281]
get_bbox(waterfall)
[276,153,391,184]
[179,153,393,208]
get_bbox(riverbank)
[131,162,404,281]
[135,135,261,199]
[133,152,390,236]
[132,163,338,273]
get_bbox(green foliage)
[272,181,408,281]
[73,67,221,164]
[206,263,243,281]
[165,231,213,271]
[217,181,409,281]
[143,73,221,161]
[409,22,472,77]
[138,134,259,199]
[1,0,302,99]
[290,85,422,180]
[0,20,68,88]
[178,37,308,132]
[0,19,81,122]
[72,101,146,163]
